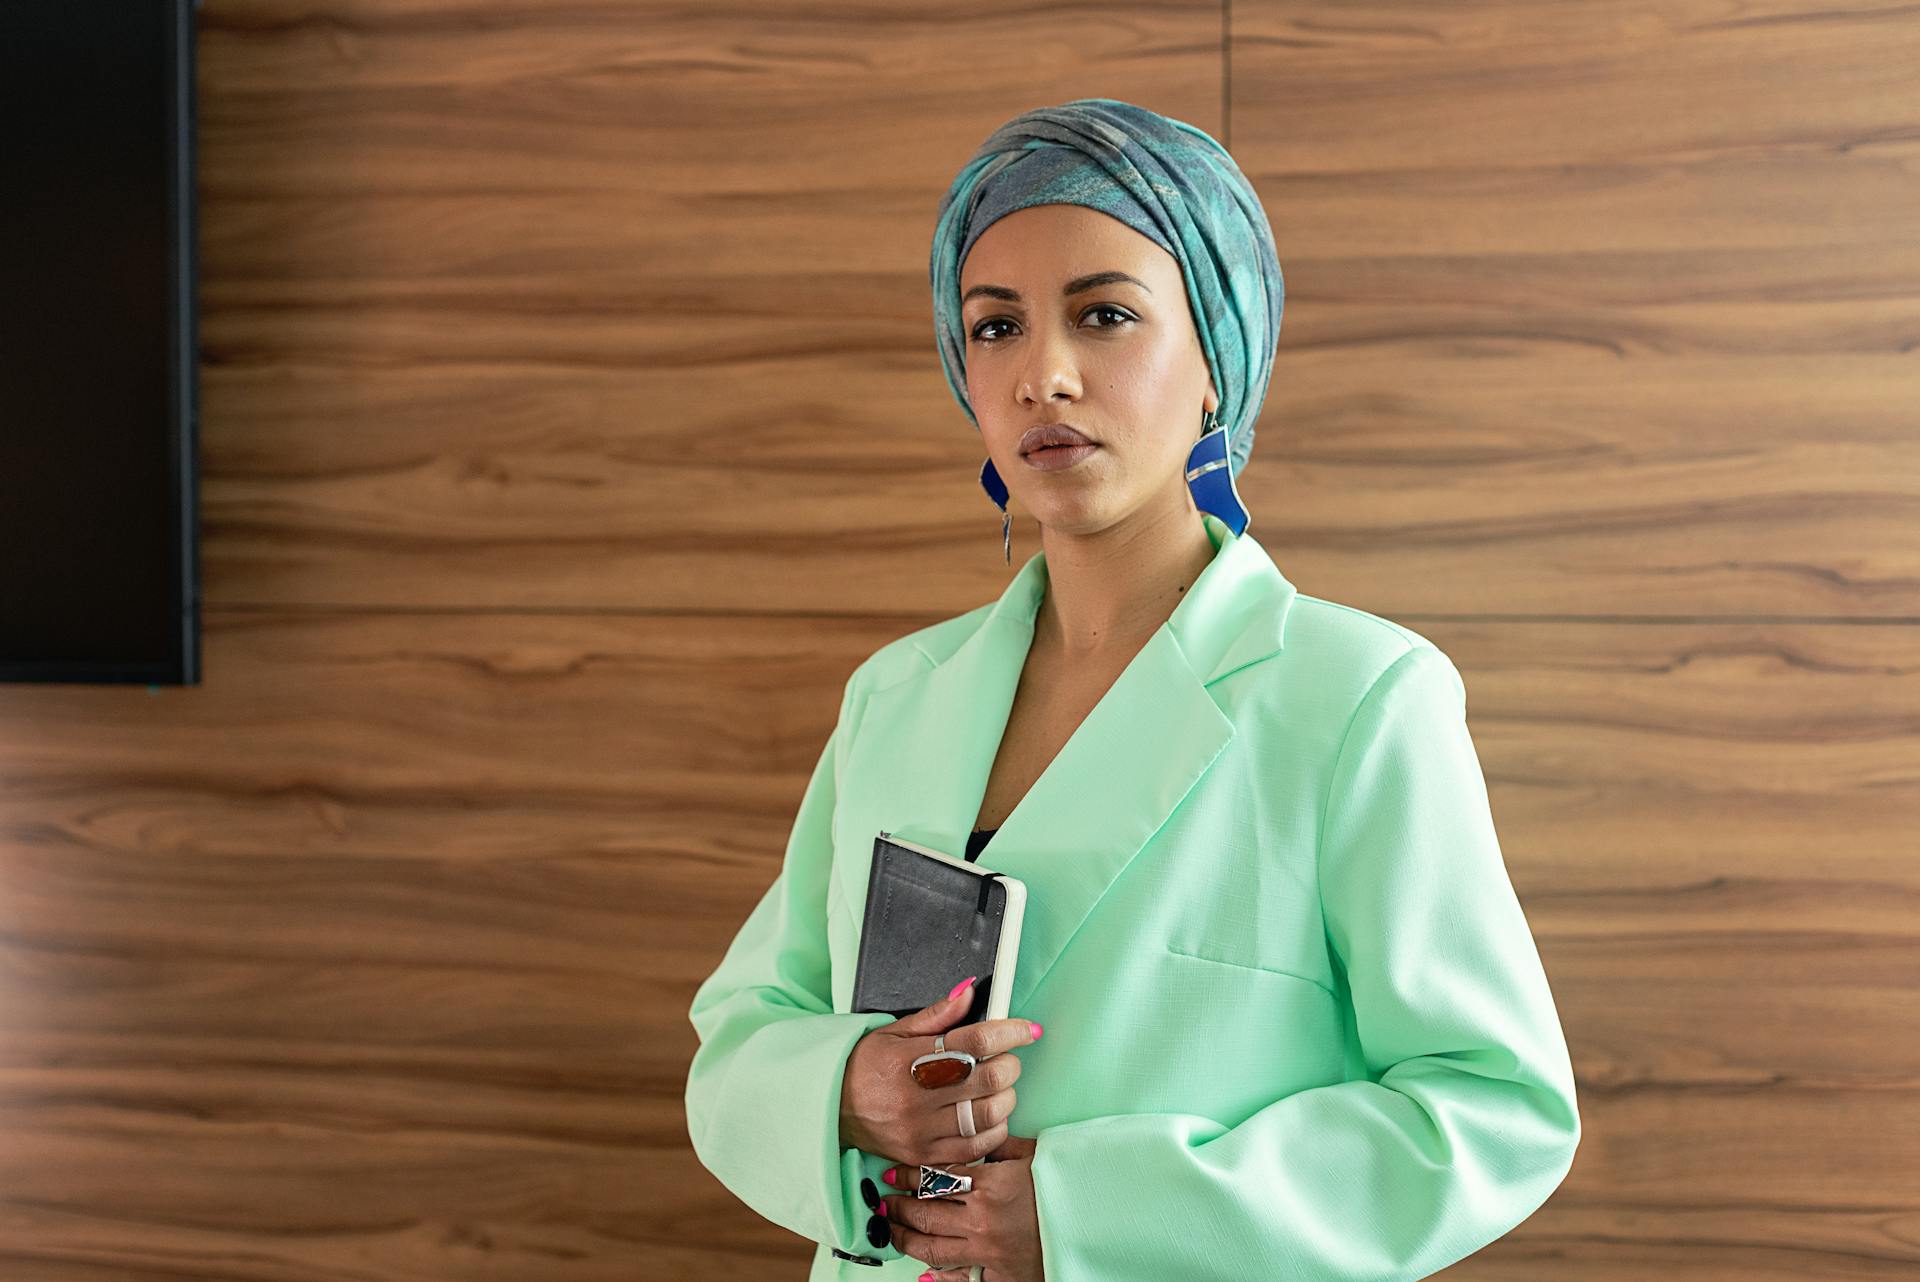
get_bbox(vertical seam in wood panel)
[1222,0,1232,148]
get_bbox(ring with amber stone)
[908,1032,976,1089]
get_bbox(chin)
[1031,492,1118,537]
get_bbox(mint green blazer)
[685,512,1580,1280]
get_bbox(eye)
[968,304,1136,346]
[969,317,1015,345]
[1083,304,1135,330]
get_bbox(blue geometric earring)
[1185,407,1251,536]
[980,455,1012,563]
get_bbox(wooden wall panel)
[0,608,897,1278]
[6,609,1913,1276]
[1,0,1913,1278]
[6,0,1233,1279]
[1230,2,1920,1276]
[194,0,1224,614]
[1224,1,1920,621]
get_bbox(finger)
[947,1015,1042,1061]
[916,1078,1017,1162]
[884,1157,999,1197]
[923,1044,1021,1112]
[888,1212,969,1269]
[964,1085,1017,1135]
[881,1191,969,1240]
[923,1081,1014,1138]
[888,976,980,1039]
[928,1115,1009,1167]
[983,1132,1038,1162]
[882,1162,922,1195]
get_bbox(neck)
[1032,489,1219,659]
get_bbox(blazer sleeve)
[683,670,903,1261]
[1027,643,1581,1282]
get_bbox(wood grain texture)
[0,609,898,1279]
[194,0,1224,614]
[1229,0,1920,622]
[0,0,1912,1277]
[5,611,1914,1277]
[1230,1,1920,1276]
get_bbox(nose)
[1018,324,1082,407]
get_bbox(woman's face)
[959,203,1218,537]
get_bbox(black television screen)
[0,0,199,685]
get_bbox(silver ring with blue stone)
[914,1164,975,1199]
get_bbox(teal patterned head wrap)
[930,98,1284,483]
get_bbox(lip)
[1019,423,1097,455]
[1022,441,1099,472]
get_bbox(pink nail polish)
[919,1273,935,1282]
[1030,1021,1043,1039]
[947,975,977,1002]
[882,1168,896,1185]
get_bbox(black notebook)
[850,830,1027,1025]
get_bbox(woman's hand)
[882,1133,1044,1282]
[840,977,1037,1168]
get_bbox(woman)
[685,99,1580,1282]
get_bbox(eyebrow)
[961,270,1153,308]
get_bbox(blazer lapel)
[837,512,1298,1013]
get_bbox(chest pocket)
[1161,938,1337,1001]
[1150,814,1336,997]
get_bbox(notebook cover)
[851,830,1026,1024]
